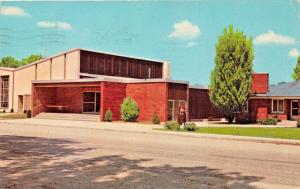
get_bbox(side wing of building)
[0,49,80,112]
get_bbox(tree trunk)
[227,115,234,124]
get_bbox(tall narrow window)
[148,67,151,78]
[1,76,9,108]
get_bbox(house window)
[272,99,284,113]
[0,76,9,108]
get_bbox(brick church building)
[0,48,297,122]
[0,48,221,122]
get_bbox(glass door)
[291,100,298,120]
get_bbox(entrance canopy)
[31,80,101,117]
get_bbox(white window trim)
[272,99,284,114]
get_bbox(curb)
[1,120,300,146]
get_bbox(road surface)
[0,121,300,189]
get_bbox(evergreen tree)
[210,25,254,123]
[292,56,300,80]
[120,97,140,122]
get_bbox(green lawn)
[161,127,300,140]
[0,113,27,120]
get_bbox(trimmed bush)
[104,109,112,122]
[184,122,197,131]
[23,110,27,114]
[164,121,180,130]
[26,110,31,118]
[257,118,277,125]
[297,120,300,128]
[2,109,5,113]
[120,97,140,122]
[152,112,160,124]
[235,113,251,124]
[10,109,14,113]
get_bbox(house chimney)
[251,73,269,94]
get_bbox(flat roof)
[32,76,189,85]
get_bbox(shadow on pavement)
[0,135,264,189]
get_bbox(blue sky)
[0,0,300,85]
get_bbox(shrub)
[23,110,27,114]
[184,122,197,131]
[235,113,251,124]
[164,121,180,130]
[10,109,14,113]
[120,97,140,122]
[152,112,160,124]
[3,109,5,113]
[257,118,277,125]
[104,109,112,122]
[26,110,31,118]
[297,120,300,128]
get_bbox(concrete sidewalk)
[1,118,300,146]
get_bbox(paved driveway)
[0,119,300,188]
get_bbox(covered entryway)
[31,80,102,118]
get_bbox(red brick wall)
[252,73,269,94]
[248,99,271,121]
[32,86,56,116]
[56,86,100,113]
[189,88,223,120]
[168,83,188,100]
[101,82,127,121]
[126,82,168,122]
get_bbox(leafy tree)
[210,25,254,123]
[20,54,43,66]
[120,97,140,122]
[0,54,43,68]
[0,56,20,68]
[292,56,300,80]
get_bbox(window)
[82,92,100,113]
[0,76,9,108]
[148,67,151,78]
[272,99,284,113]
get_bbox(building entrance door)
[291,100,299,120]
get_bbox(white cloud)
[254,31,295,45]
[37,21,72,30]
[56,22,72,30]
[0,6,30,17]
[289,48,300,58]
[186,42,197,47]
[168,20,200,41]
